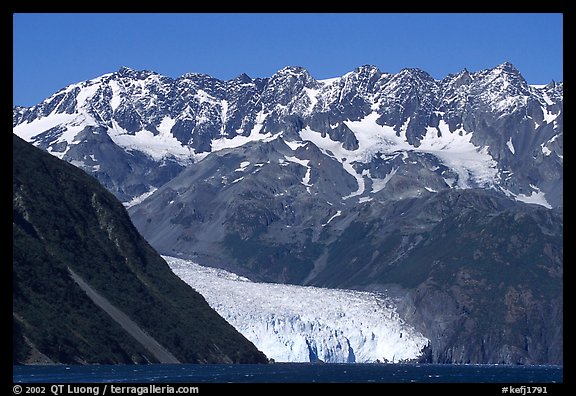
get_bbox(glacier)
[165,256,430,363]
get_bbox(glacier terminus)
[166,256,430,363]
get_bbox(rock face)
[391,199,563,364]
[12,135,268,365]
[13,63,562,364]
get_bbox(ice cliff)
[166,256,430,363]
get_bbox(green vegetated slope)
[13,135,267,364]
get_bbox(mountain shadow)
[13,134,268,364]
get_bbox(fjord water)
[14,364,562,383]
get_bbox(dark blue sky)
[13,13,563,107]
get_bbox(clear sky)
[13,13,563,107]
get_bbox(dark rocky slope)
[13,135,268,364]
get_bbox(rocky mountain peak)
[260,66,319,108]
[118,65,134,73]
[275,65,313,77]
[269,66,317,87]
[545,80,557,90]
[229,72,253,85]
[477,62,529,92]
[351,64,382,78]
[495,61,520,74]
[398,67,435,81]
[116,66,159,80]
[448,68,474,88]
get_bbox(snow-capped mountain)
[12,63,563,364]
[13,63,562,207]
[165,256,429,363]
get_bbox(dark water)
[13,363,562,383]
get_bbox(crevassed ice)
[165,256,429,363]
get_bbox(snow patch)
[303,87,319,114]
[318,77,340,86]
[301,113,497,193]
[157,116,176,136]
[371,167,398,193]
[283,139,307,151]
[14,113,81,142]
[123,187,158,208]
[195,89,217,104]
[75,81,101,108]
[322,210,342,226]
[502,184,553,209]
[220,100,228,135]
[302,167,312,189]
[284,155,309,168]
[210,112,278,154]
[353,115,497,188]
[542,106,559,124]
[541,91,554,106]
[108,120,193,162]
[516,190,552,209]
[299,126,365,199]
[234,161,251,172]
[13,109,102,159]
[285,156,313,191]
[109,80,122,111]
[342,162,365,199]
[506,137,515,154]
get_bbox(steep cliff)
[13,135,268,364]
